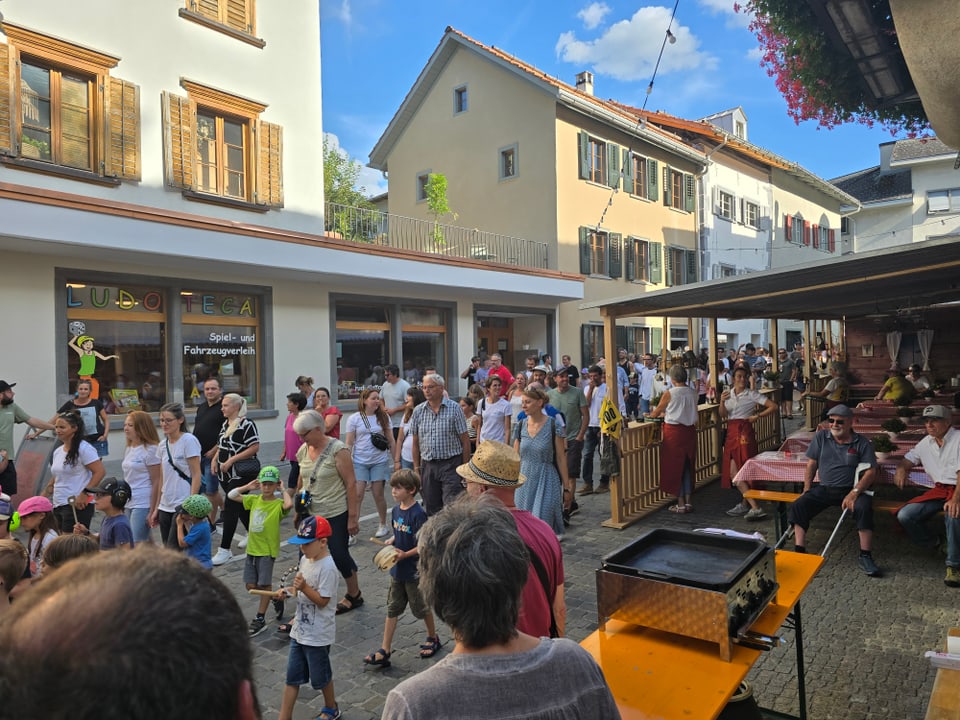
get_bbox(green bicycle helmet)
[180,494,212,519]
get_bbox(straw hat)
[456,440,524,487]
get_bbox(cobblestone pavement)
[106,425,952,719]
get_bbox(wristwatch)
[851,488,860,494]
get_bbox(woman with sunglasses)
[43,411,105,533]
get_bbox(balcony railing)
[324,201,549,270]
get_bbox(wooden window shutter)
[828,228,836,253]
[161,91,195,190]
[662,166,672,206]
[578,132,590,180]
[812,224,820,249]
[225,0,252,33]
[685,249,697,284]
[105,77,141,181]
[802,220,811,246]
[650,242,662,284]
[0,43,12,156]
[579,226,591,274]
[606,142,620,189]
[609,233,623,278]
[784,213,792,240]
[621,148,633,192]
[651,327,663,356]
[646,158,658,201]
[624,238,635,281]
[255,119,283,207]
[684,173,695,212]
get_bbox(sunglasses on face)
[827,418,846,426]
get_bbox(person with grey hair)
[380,495,619,720]
[409,374,469,515]
[211,393,260,566]
[646,364,698,513]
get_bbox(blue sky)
[320,0,907,197]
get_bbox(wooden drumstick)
[249,588,296,598]
[369,537,390,546]
[67,495,80,526]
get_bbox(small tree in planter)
[872,434,898,460]
[896,406,916,418]
[424,173,457,247]
[880,417,907,436]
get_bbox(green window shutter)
[0,43,12,156]
[662,166,672,206]
[624,237,635,281]
[685,249,697,284]
[684,173,695,212]
[578,132,590,180]
[609,232,623,278]
[646,158,658,201]
[579,226,591,274]
[161,91,195,190]
[650,242,663,284]
[106,76,141,181]
[607,142,620,188]
[622,148,633,193]
[616,326,628,353]
[665,246,674,286]
[651,327,663,357]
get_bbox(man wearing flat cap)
[893,405,960,587]
[458,441,565,638]
[788,404,882,576]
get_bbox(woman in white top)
[719,364,778,520]
[150,403,202,550]
[43,410,105,533]
[477,376,511,445]
[346,388,396,538]
[646,364,699,513]
[506,372,527,423]
[396,387,425,471]
[121,410,162,544]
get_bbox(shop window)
[161,80,282,209]
[0,23,140,182]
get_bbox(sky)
[320,0,910,198]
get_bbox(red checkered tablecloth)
[733,451,932,489]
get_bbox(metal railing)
[324,201,550,270]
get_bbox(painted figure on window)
[69,334,118,400]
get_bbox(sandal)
[316,706,341,720]
[335,591,364,615]
[276,621,293,634]
[668,504,688,514]
[419,635,443,658]
[685,504,694,513]
[363,647,392,667]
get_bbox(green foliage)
[895,406,916,418]
[424,173,457,245]
[880,417,906,434]
[871,434,897,453]
[323,138,374,210]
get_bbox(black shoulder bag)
[165,440,193,487]
[361,413,391,451]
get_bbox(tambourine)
[373,546,400,572]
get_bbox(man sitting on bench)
[788,404,881,576]
[893,405,960,588]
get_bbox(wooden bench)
[925,628,960,719]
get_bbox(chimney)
[575,71,594,96]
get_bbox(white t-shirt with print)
[478,397,511,444]
[290,553,339,647]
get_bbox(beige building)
[369,28,707,368]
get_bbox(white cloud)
[323,132,387,198]
[556,6,716,82]
[697,0,752,29]
[332,0,353,26]
[577,2,611,30]
[745,46,763,62]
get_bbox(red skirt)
[722,419,757,488]
[661,423,696,497]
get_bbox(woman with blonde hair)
[211,393,260,565]
[122,410,162,544]
[346,388,396,538]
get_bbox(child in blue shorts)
[176,494,213,568]
[277,515,341,720]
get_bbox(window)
[717,190,735,220]
[454,85,468,114]
[927,188,960,214]
[162,80,282,209]
[663,167,695,211]
[718,264,737,278]
[818,225,830,251]
[784,214,804,244]
[0,23,140,182]
[666,246,697,287]
[578,131,619,188]
[578,227,623,278]
[625,237,663,284]
[499,144,517,180]
[735,120,745,139]
[63,277,266,413]
[416,172,430,202]
[743,201,760,229]
[841,216,851,235]
[624,151,658,201]
[180,0,264,47]
[581,324,604,369]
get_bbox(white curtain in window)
[917,329,934,371]
[886,331,902,370]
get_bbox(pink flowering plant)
[737,0,928,135]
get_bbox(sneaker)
[745,507,767,521]
[237,534,248,550]
[577,485,594,495]
[211,548,233,566]
[555,534,565,542]
[375,524,390,538]
[595,484,610,494]
[858,554,881,577]
[248,616,267,637]
[726,502,749,517]
[348,534,357,546]
[945,567,960,588]
[568,501,580,517]
[562,508,571,527]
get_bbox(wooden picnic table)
[733,450,932,489]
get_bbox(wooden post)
[662,317,670,368]
[771,319,780,372]
[602,311,622,524]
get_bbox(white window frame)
[927,188,960,214]
[791,215,804,244]
[717,190,735,221]
[744,200,760,229]
[498,143,518,181]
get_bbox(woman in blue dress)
[513,386,569,539]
